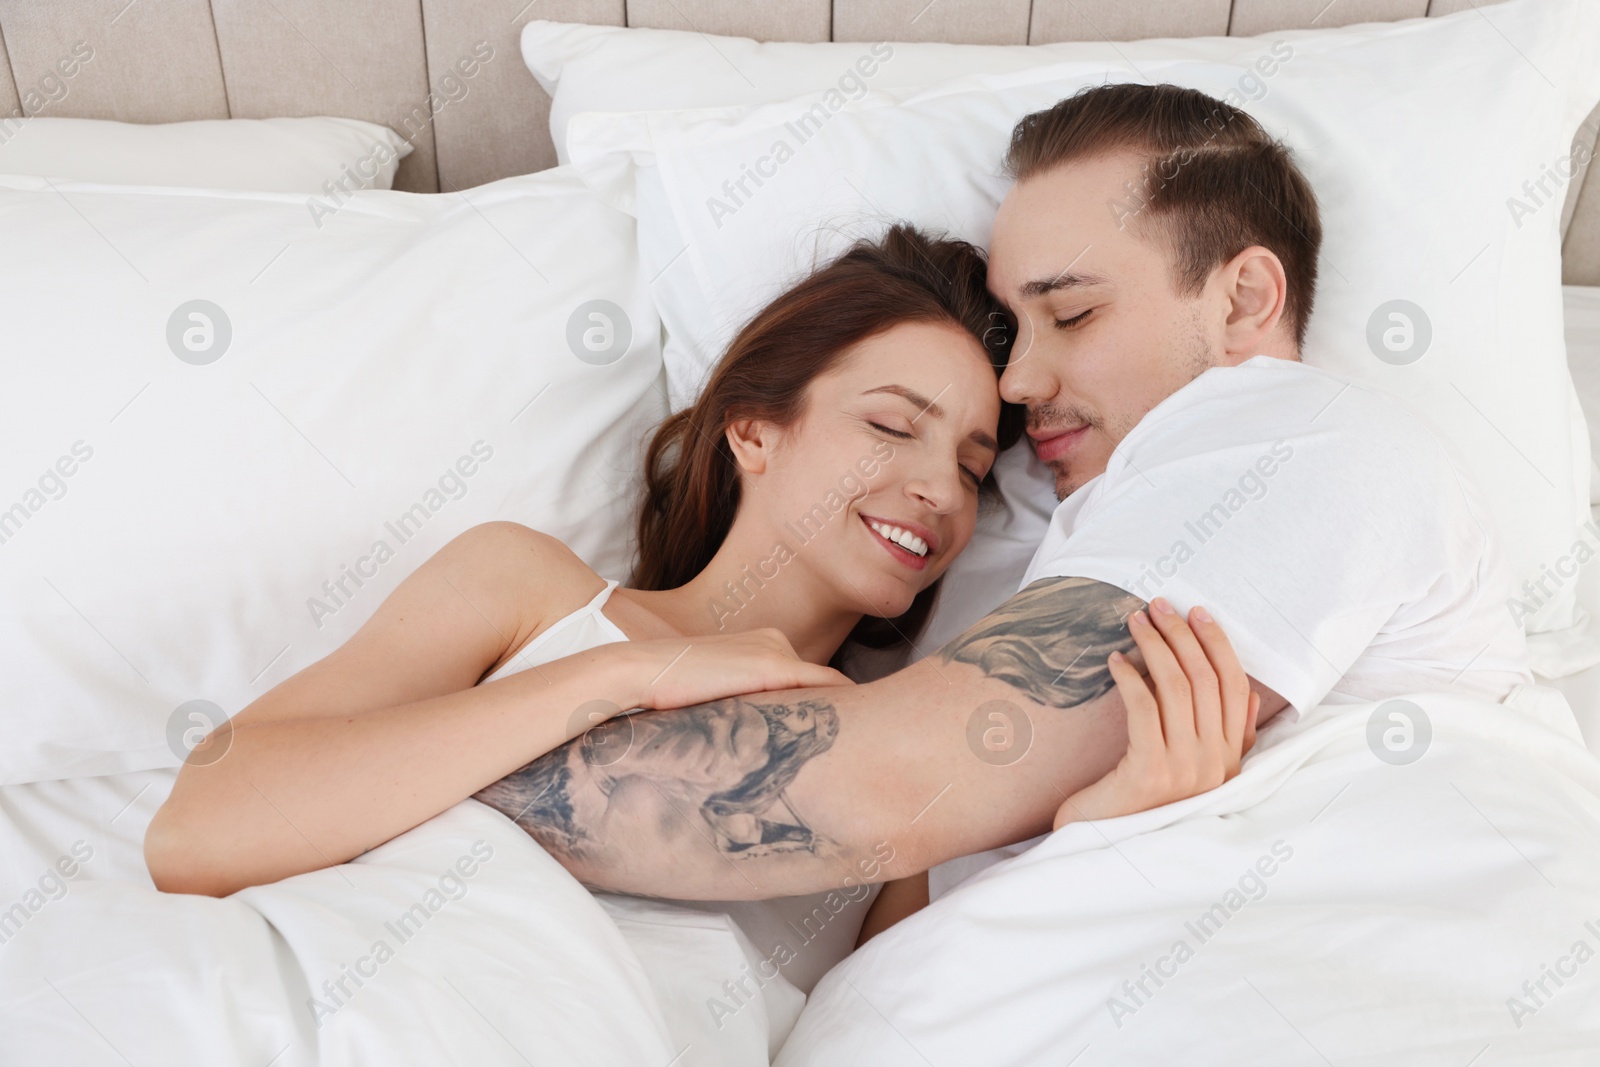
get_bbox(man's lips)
[1028,424,1089,464]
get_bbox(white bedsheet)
[0,788,795,1066]
[1542,502,1600,756]
[779,684,1600,1064]
[0,766,172,892]
[5,695,1599,1065]
[5,695,1588,1058]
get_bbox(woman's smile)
[859,512,934,572]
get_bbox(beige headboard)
[0,0,1595,282]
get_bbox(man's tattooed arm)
[937,575,1146,707]
[474,695,842,883]
[475,577,1147,900]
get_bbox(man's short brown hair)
[1004,83,1322,350]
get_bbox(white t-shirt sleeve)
[1017,358,1496,719]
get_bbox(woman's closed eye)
[867,419,912,440]
[867,421,984,487]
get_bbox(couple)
[146,83,1533,945]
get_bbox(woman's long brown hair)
[630,223,1027,664]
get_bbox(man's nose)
[998,319,1053,406]
[1000,350,1050,407]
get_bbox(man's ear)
[1219,245,1290,361]
[725,417,778,477]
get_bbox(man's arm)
[476,576,1280,899]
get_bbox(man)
[481,83,1534,900]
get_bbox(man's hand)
[1054,597,1259,829]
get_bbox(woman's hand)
[615,628,856,712]
[1054,598,1259,830]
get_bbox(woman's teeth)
[868,519,929,558]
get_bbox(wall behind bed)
[0,0,1594,282]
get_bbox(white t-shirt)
[928,353,1535,903]
[1017,354,1534,719]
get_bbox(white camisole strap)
[479,577,628,686]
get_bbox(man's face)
[988,151,1224,500]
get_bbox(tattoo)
[473,742,585,849]
[703,698,838,856]
[937,576,1144,708]
[473,695,841,864]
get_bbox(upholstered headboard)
[0,0,1595,282]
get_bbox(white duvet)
[4,686,1598,1065]
[780,685,1600,1065]
[0,797,797,1067]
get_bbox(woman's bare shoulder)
[224,522,607,728]
[455,521,606,631]
[449,522,615,682]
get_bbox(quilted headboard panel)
[0,0,1593,281]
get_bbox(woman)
[144,225,1256,912]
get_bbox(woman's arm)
[146,522,854,898]
[144,522,618,895]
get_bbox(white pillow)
[0,167,662,783]
[521,19,1153,166]
[566,0,1600,677]
[0,115,411,192]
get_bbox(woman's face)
[757,319,1003,620]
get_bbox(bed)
[3,0,1600,1063]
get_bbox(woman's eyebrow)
[862,384,998,452]
[863,382,942,417]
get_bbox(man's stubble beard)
[1047,315,1217,502]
